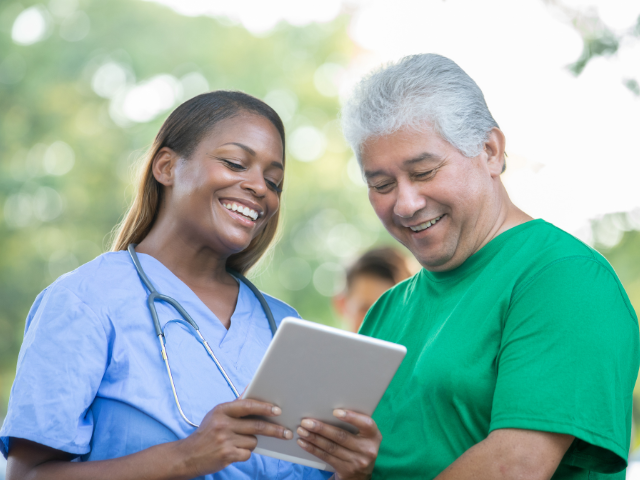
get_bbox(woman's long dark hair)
[111,91,286,274]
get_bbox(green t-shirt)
[360,219,639,479]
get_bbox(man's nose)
[393,181,426,219]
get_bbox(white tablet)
[243,316,406,471]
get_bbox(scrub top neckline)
[133,251,254,352]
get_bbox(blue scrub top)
[0,252,331,480]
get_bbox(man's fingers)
[221,398,282,418]
[232,417,293,440]
[296,437,345,467]
[331,409,379,438]
[298,419,357,451]
[296,426,352,462]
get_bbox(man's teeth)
[223,203,259,221]
[410,216,443,232]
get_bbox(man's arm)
[435,429,574,480]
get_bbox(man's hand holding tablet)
[296,408,382,480]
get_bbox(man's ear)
[152,147,180,187]
[332,294,347,317]
[483,127,506,177]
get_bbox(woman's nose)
[240,169,267,197]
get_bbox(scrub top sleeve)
[302,467,334,479]
[490,257,639,474]
[0,284,110,458]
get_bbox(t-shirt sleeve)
[490,257,639,474]
[0,283,109,458]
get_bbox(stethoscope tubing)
[127,244,277,426]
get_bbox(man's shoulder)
[505,220,615,279]
[505,221,635,322]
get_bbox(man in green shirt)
[337,54,639,479]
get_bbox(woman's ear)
[483,127,506,177]
[152,147,180,186]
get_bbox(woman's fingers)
[232,432,259,451]
[221,398,282,418]
[213,399,292,440]
[232,417,293,440]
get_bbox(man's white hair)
[341,54,499,160]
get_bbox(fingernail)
[301,419,315,429]
[271,406,282,415]
[297,427,309,437]
[333,409,346,418]
[283,429,293,440]
[297,438,308,447]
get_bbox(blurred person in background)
[333,247,412,332]
[340,53,640,479]
[1,91,381,480]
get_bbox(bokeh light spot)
[327,223,362,258]
[92,62,129,99]
[112,74,182,124]
[44,141,75,176]
[12,6,50,46]
[264,89,298,123]
[180,71,209,100]
[33,187,64,222]
[48,0,78,18]
[314,62,346,97]
[4,193,33,229]
[289,126,326,162]
[278,257,312,290]
[313,262,346,297]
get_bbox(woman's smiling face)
[158,113,284,257]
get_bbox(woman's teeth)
[410,216,442,232]
[223,202,259,221]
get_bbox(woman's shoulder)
[50,250,132,284]
[39,251,138,308]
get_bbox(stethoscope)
[127,244,277,428]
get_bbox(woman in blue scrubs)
[1,91,381,479]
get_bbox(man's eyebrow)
[364,152,440,179]
[220,142,256,156]
[403,152,440,166]
[363,169,385,180]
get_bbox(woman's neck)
[135,214,235,289]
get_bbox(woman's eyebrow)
[220,142,256,156]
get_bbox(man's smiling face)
[361,126,499,272]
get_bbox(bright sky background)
[14,0,634,244]
[146,0,640,244]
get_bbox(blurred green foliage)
[565,2,640,98]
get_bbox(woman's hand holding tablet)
[176,399,294,476]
